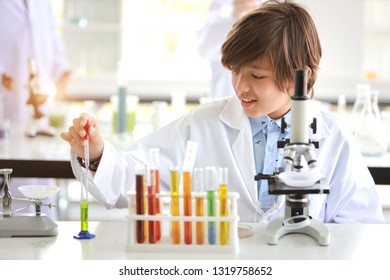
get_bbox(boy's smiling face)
[231,56,291,120]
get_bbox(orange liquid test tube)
[170,167,180,244]
[194,168,204,245]
[183,170,192,245]
[149,148,161,241]
[147,167,157,244]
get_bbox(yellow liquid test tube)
[194,168,205,245]
[183,170,192,244]
[218,167,229,245]
[170,167,180,244]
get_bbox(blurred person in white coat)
[198,0,263,99]
[0,0,71,219]
[61,1,384,224]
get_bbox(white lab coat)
[0,0,69,124]
[0,0,69,219]
[71,96,384,224]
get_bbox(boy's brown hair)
[221,0,321,94]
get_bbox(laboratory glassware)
[170,167,180,244]
[206,166,217,245]
[135,164,145,243]
[146,166,157,244]
[149,148,161,241]
[218,167,229,245]
[354,90,386,156]
[183,169,192,244]
[74,122,95,239]
[194,168,205,245]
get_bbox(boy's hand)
[60,113,104,162]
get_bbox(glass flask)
[350,83,371,136]
[354,90,387,156]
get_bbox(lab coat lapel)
[219,97,258,202]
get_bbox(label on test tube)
[135,165,145,244]
[206,166,217,245]
[170,167,180,244]
[218,167,229,245]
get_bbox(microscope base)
[265,216,330,246]
[0,214,58,237]
[25,118,56,137]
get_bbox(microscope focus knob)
[310,118,317,134]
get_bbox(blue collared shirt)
[249,113,291,210]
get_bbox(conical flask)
[354,90,386,156]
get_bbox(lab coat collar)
[219,96,259,203]
[219,96,246,129]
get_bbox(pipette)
[74,121,95,239]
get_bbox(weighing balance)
[0,168,58,237]
[255,69,330,246]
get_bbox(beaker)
[354,90,387,156]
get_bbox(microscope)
[255,69,330,246]
[25,59,56,137]
[0,168,58,237]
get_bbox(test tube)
[183,169,192,244]
[149,148,161,241]
[74,122,95,240]
[146,166,157,244]
[135,164,145,243]
[194,168,205,245]
[170,167,180,244]
[205,166,217,245]
[80,172,90,233]
[218,167,229,245]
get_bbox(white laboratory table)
[1,221,389,260]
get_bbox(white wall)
[298,0,366,101]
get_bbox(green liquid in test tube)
[206,166,217,245]
[74,122,95,240]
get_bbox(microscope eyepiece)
[293,69,308,100]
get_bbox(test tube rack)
[126,191,240,254]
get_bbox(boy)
[61,0,384,223]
